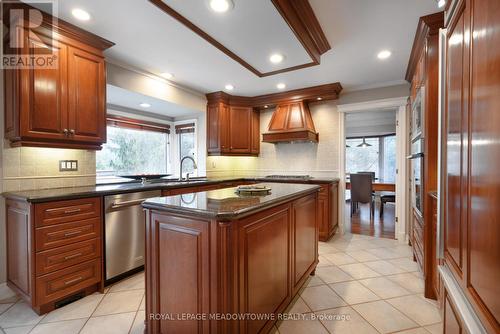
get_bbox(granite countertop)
[142,183,320,220]
[2,176,339,203]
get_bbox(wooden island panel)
[144,186,319,334]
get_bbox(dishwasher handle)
[110,198,150,209]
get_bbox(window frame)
[96,116,171,177]
[174,120,198,177]
[346,133,396,181]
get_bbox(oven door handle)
[406,153,424,160]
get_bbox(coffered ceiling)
[31,0,440,96]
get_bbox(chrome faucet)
[179,155,198,181]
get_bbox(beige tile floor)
[0,233,442,334]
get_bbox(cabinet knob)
[69,129,75,135]
[63,129,69,136]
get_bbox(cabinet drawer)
[36,238,101,275]
[36,217,100,251]
[35,197,101,227]
[35,258,101,306]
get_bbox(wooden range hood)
[262,101,319,143]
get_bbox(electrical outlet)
[59,160,78,171]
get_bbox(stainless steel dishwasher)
[104,190,161,281]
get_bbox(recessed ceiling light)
[277,83,286,90]
[161,72,173,79]
[209,0,233,13]
[270,53,284,64]
[437,0,446,8]
[225,84,234,91]
[264,105,269,108]
[139,103,151,108]
[71,8,91,21]
[377,50,392,60]
[317,97,322,101]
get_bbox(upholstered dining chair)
[350,173,375,217]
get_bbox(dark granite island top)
[142,182,320,220]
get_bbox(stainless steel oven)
[411,87,425,141]
[104,190,161,282]
[408,138,424,216]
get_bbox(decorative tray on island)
[236,185,272,195]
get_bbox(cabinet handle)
[64,252,82,260]
[64,208,81,214]
[64,230,81,238]
[64,276,83,285]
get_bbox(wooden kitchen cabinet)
[5,197,103,314]
[206,92,259,156]
[406,11,443,300]
[3,4,113,150]
[440,0,500,332]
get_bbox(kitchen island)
[142,183,320,334]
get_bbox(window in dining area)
[346,134,396,182]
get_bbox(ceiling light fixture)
[437,0,446,8]
[270,53,284,64]
[139,103,151,108]
[264,105,269,108]
[71,8,91,21]
[277,83,286,90]
[209,0,233,13]
[161,72,173,79]
[317,97,322,101]
[357,138,372,148]
[225,84,234,91]
[377,50,392,60]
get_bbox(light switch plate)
[59,160,78,171]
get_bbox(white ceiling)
[34,0,440,96]
[107,85,199,118]
[162,0,311,73]
[346,109,396,137]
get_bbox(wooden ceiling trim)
[148,0,330,77]
[205,82,343,108]
[405,11,444,82]
[271,0,331,62]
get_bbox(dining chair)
[380,192,396,217]
[357,171,376,181]
[350,173,375,217]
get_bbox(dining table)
[345,179,396,192]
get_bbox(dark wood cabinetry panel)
[442,0,500,332]
[229,106,252,153]
[144,192,318,333]
[5,197,103,314]
[3,5,113,150]
[292,194,318,293]
[406,11,443,300]
[239,207,291,334]
[67,47,106,143]
[20,34,68,141]
[207,100,259,156]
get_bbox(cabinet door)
[207,103,229,154]
[67,47,106,143]
[468,0,500,327]
[444,4,468,281]
[251,110,260,155]
[229,106,252,153]
[292,194,318,293]
[19,33,68,140]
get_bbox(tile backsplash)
[2,146,97,192]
